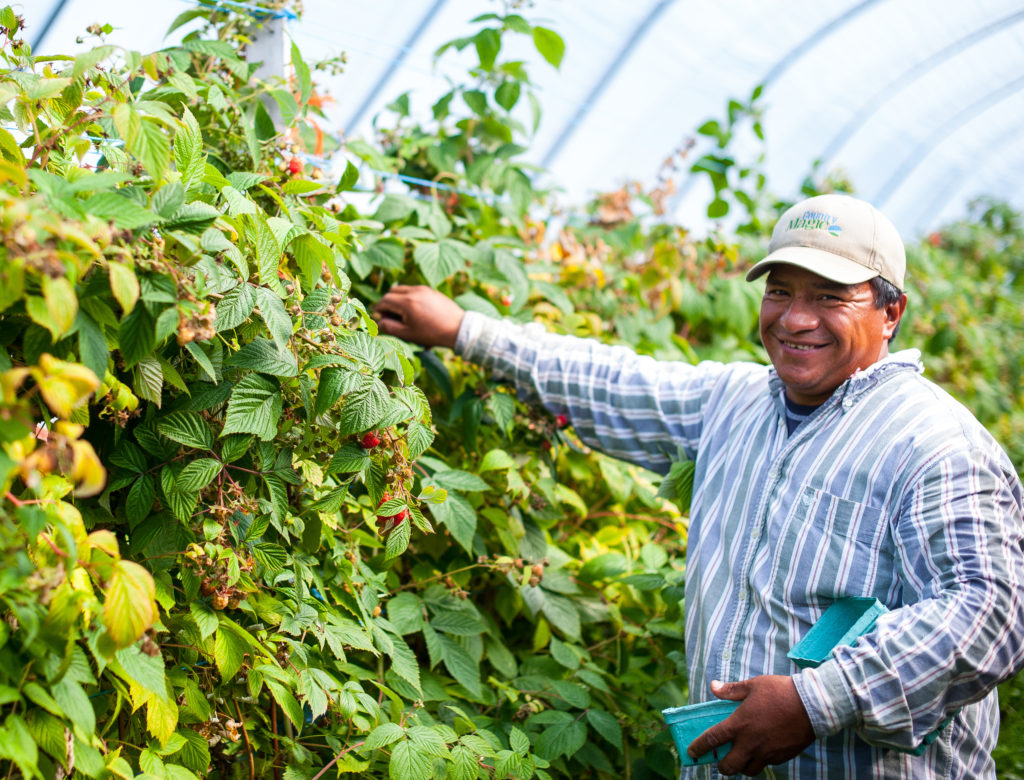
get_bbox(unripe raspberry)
[360,431,381,449]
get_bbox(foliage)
[0,3,1022,779]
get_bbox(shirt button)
[842,398,853,409]
[751,527,761,541]
[801,493,812,506]
[722,649,732,661]
[768,467,779,480]
[738,590,747,601]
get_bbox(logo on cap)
[789,210,842,238]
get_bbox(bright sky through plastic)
[24,0,1024,238]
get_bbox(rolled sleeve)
[794,661,859,738]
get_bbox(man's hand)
[372,285,465,349]
[687,676,815,776]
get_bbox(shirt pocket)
[771,486,892,604]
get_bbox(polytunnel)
[24,0,1024,238]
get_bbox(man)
[373,194,1024,778]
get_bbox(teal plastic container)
[787,597,887,669]
[662,699,741,766]
[662,596,952,764]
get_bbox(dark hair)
[869,276,904,341]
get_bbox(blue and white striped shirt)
[456,311,1024,779]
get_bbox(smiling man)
[374,194,1024,778]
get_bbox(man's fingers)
[711,678,749,701]
[686,722,733,762]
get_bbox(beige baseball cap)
[745,194,906,290]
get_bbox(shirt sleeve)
[793,444,1024,751]
[453,310,732,474]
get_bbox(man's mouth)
[780,339,823,351]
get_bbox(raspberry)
[500,293,513,307]
[288,157,303,174]
[555,414,569,428]
[360,431,381,449]
[375,492,409,534]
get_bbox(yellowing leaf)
[108,261,140,313]
[146,689,178,745]
[35,354,99,419]
[40,275,77,339]
[103,560,157,648]
[86,529,120,558]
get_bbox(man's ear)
[882,293,908,340]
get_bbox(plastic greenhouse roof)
[23,0,1024,238]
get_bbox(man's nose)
[780,298,819,332]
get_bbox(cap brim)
[745,246,879,285]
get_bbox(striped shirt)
[455,311,1024,779]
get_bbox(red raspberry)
[500,293,513,307]
[288,157,303,174]
[376,493,409,534]
[555,414,569,428]
[360,431,381,449]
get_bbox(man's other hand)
[686,676,815,776]
[372,285,465,349]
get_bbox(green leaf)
[315,366,360,417]
[474,28,501,70]
[708,197,729,218]
[428,493,476,554]
[161,465,200,522]
[534,713,585,760]
[290,41,312,104]
[495,80,520,111]
[135,355,164,406]
[389,740,432,780]
[118,304,155,369]
[265,678,303,731]
[365,722,405,750]
[190,601,219,641]
[126,475,156,526]
[430,470,489,492]
[223,374,282,441]
[338,376,390,435]
[52,678,95,737]
[254,216,282,289]
[414,238,473,287]
[76,310,109,379]
[176,109,204,192]
[586,709,623,752]
[253,286,293,351]
[113,644,167,698]
[251,542,288,573]
[429,610,484,636]
[226,337,298,377]
[384,518,411,560]
[479,448,516,471]
[438,634,482,698]
[152,182,185,219]
[164,202,219,234]
[326,443,370,475]
[185,341,218,383]
[157,411,213,450]
[462,89,487,115]
[406,421,434,459]
[177,458,222,492]
[532,26,565,68]
[103,560,157,648]
[214,626,247,680]
[215,283,255,331]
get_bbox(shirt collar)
[768,348,924,412]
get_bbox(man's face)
[759,265,905,406]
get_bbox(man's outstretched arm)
[373,285,465,349]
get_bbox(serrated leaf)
[39,275,77,339]
[430,470,489,492]
[135,355,164,406]
[532,26,565,68]
[84,191,156,230]
[251,542,288,573]
[118,304,155,369]
[479,448,516,471]
[315,366,359,417]
[365,722,405,751]
[161,465,200,522]
[438,634,482,698]
[534,716,585,761]
[586,709,623,751]
[76,309,109,379]
[177,458,221,492]
[126,474,155,526]
[175,107,205,191]
[214,626,247,680]
[157,411,213,450]
[338,376,389,435]
[429,610,484,636]
[164,202,219,234]
[185,341,217,383]
[103,560,157,648]
[384,518,411,560]
[190,600,219,641]
[428,493,476,554]
[389,740,432,780]
[326,443,370,475]
[215,283,255,331]
[413,239,472,287]
[132,117,171,182]
[253,286,293,351]
[226,337,297,377]
[406,421,434,459]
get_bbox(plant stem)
[233,699,256,780]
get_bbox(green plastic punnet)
[662,699,741,766]
[787,597,887,669]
